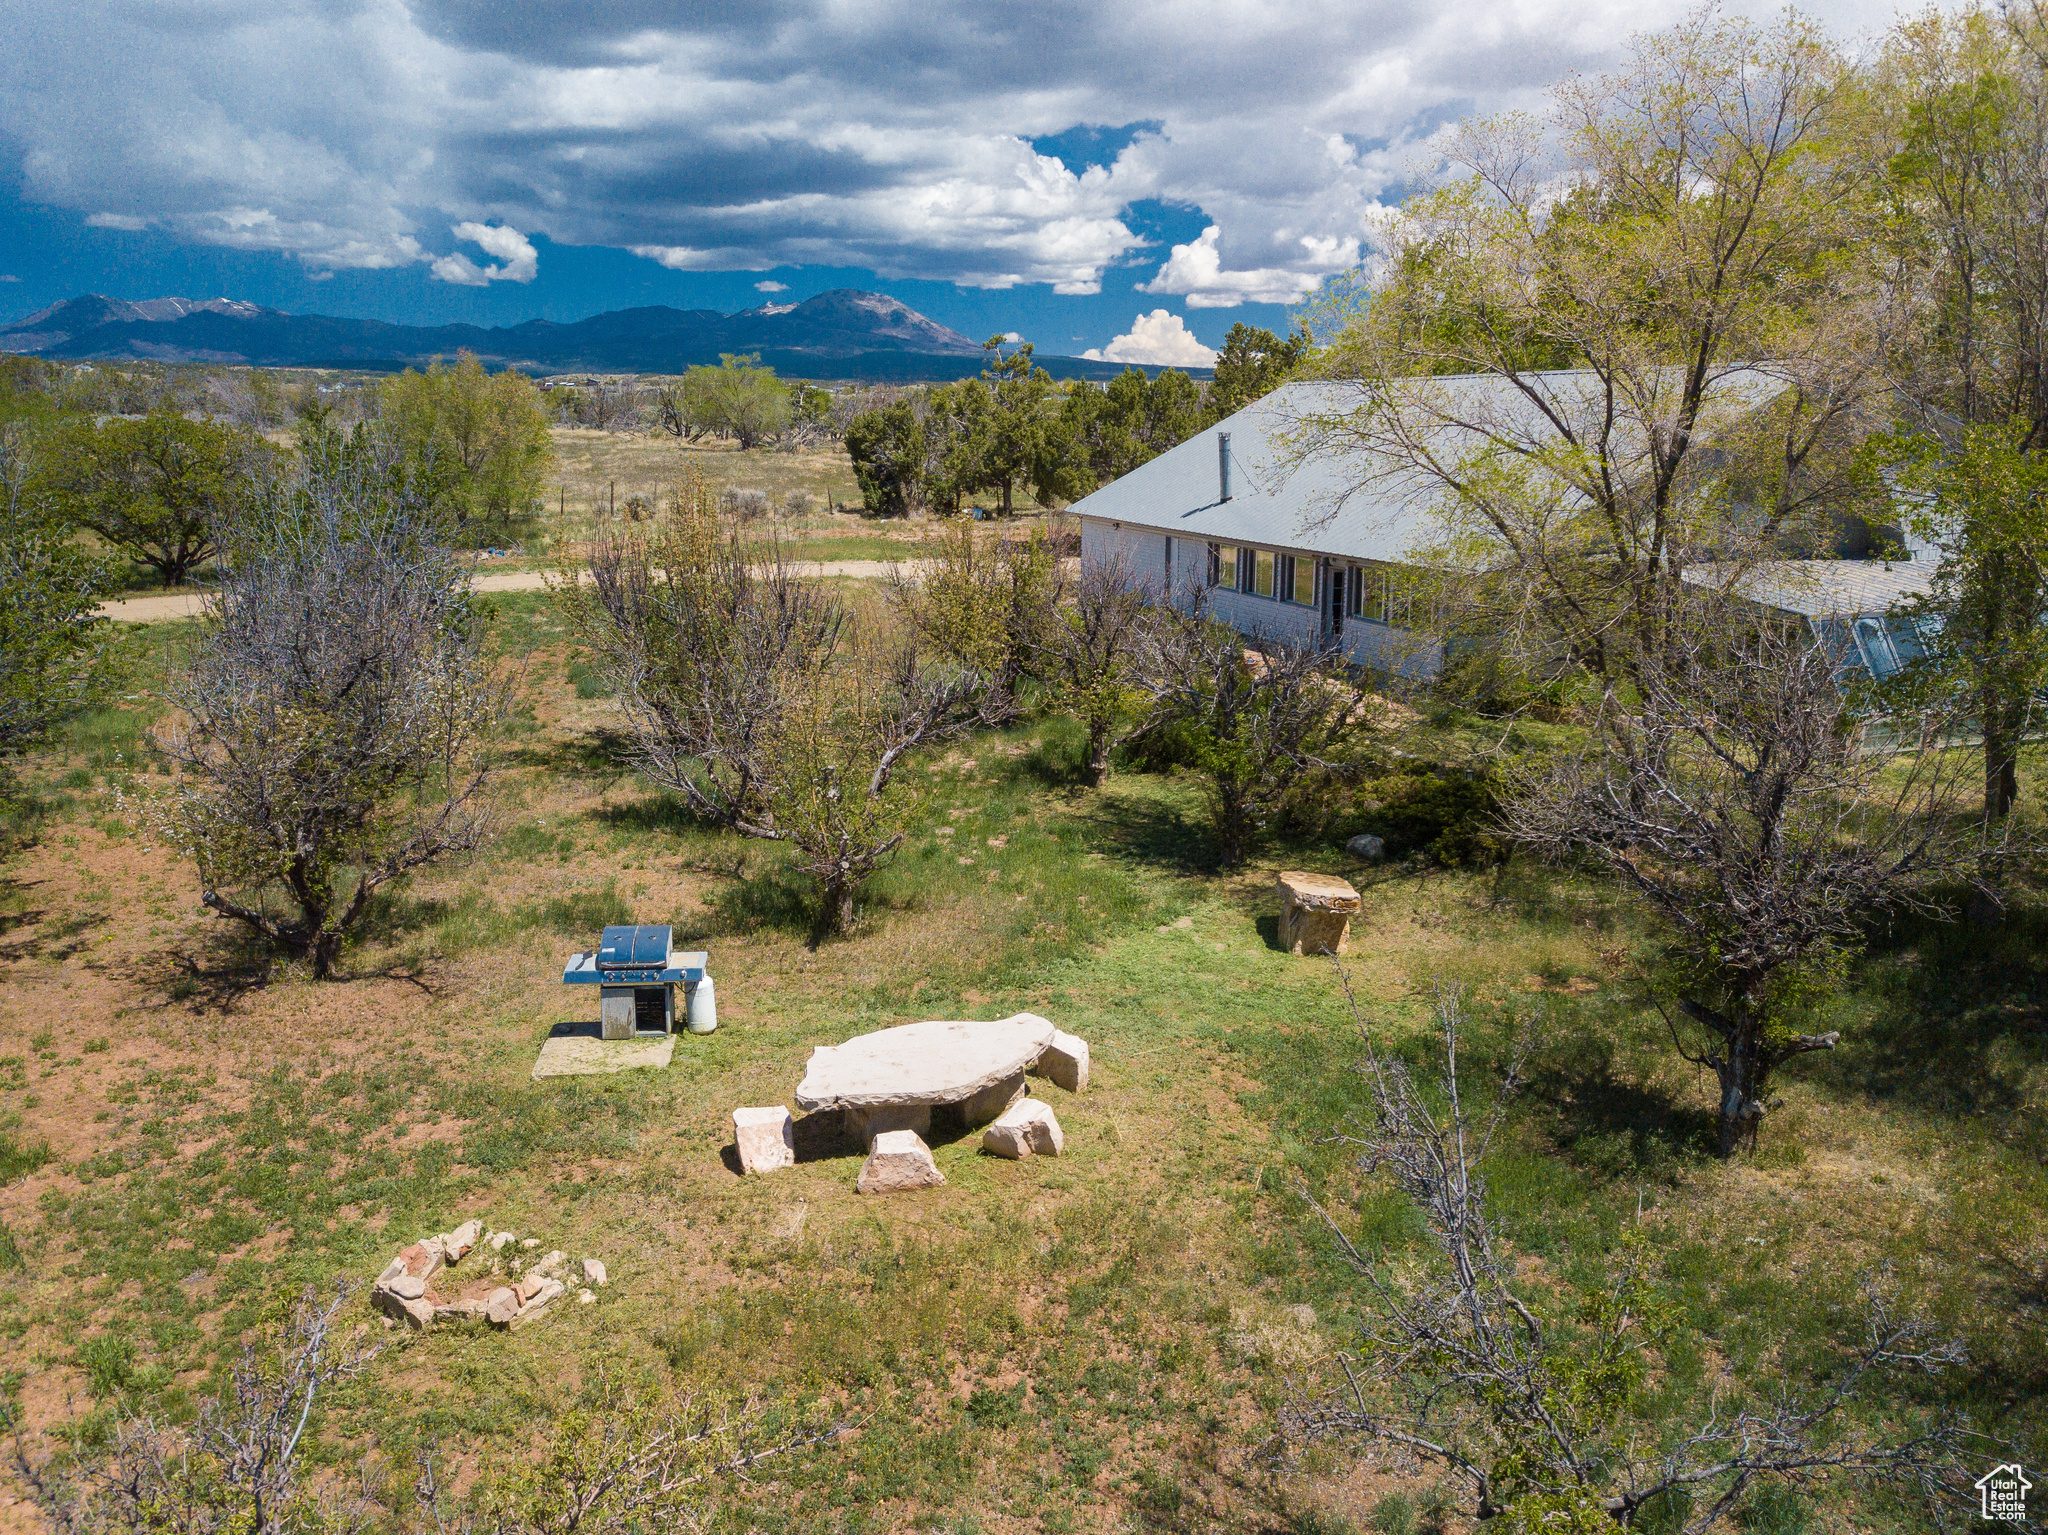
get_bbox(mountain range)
[0,289,1160,381]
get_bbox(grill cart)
[562,925,712,1039]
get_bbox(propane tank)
[685,974,718,1035]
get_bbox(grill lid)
[597,924,672,969]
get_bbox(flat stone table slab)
[796,1014,1056,1138]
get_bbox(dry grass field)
[0,592,2041,1534]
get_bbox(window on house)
[1209,542,1229,588]
[1254,549,1275,598]
[1853,615,1901,679]
[1238,548,1254,592]
[1346,566,1365,618]
[1291,556,1316,605]
[1277,555,1294,602]
[1385,570,1413,628]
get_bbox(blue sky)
[0,0,1901,364]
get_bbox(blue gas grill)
[561,925,709,1039]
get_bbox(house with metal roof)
[1070,374,1942,682]
[1680,559,1938,682]
[1070,380,1452,678]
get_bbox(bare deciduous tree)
[890,522,1062,721]
[16,1283,380,1535]
[1288,986,1980,1531]
[1501,609,1971,1157]
[415,1378,846,1535]
[149,440,503,978]
[1026,552,1155,787]
[1133,596,1378,867]
[564,493,999,937]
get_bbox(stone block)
[580,1258,608,1287]
[846,1101,931,1147]
[732,1106,796,1174]
[383,1274,426,1301]
[955,1070,1026,1127]
[486,1231,516,1252]
[982,1098,1065,1160]
[373,1287,434,1331]
[433,1300,488,1322]
[508,1277,565,1330]
[375,1256,408,1288]
[1345,833,1386,863]
[1030,1031,1090,1094]
[856,1130,946,1194]
[398,1238,445,1281]
[577,1289,597,1305]
[531,1249,567,1278]
[485,1287,520,1327]
[1276,871,1361,956]
[442,1219,484,1264]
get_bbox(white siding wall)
[1080,518,1174,597]
[1078,517,1443,679]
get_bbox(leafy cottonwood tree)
[34,409,270,586]
[152,437,503,977]
[1290,988,1980,1530]
[686,354,791,449]
[1501,609,1971,1157]
[1873,2,2048,820]
[0,420,116,804]
[1297,12,1882,687]
[380,350,554,529]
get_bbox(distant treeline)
[841,323,1308,516]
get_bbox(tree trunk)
[1984,725,2019,821]
[1000,477,1013,516]
[1084,715,1112,788]
[1215,782,1248,869]
[309,928,343,980]
[816,876,857,940]
[1709,1005,1767,1160]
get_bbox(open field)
[103,429,1061,596]
[0,597,2042,1533]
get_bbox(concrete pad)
[532,1019,674,1079]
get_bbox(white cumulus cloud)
[430,222,538,286]
[1139,226,1352,309]
[1083,310,1218,367]
[84,213,150,231]
[0,0,1899,290]
[754,280,788,292]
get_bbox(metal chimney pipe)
[1218,432,1232,502]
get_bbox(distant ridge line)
[0,289,1207,382]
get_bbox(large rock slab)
[1276,871,1361,957]
[856,1130,946,1194]
[796,1014,1057,1114]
